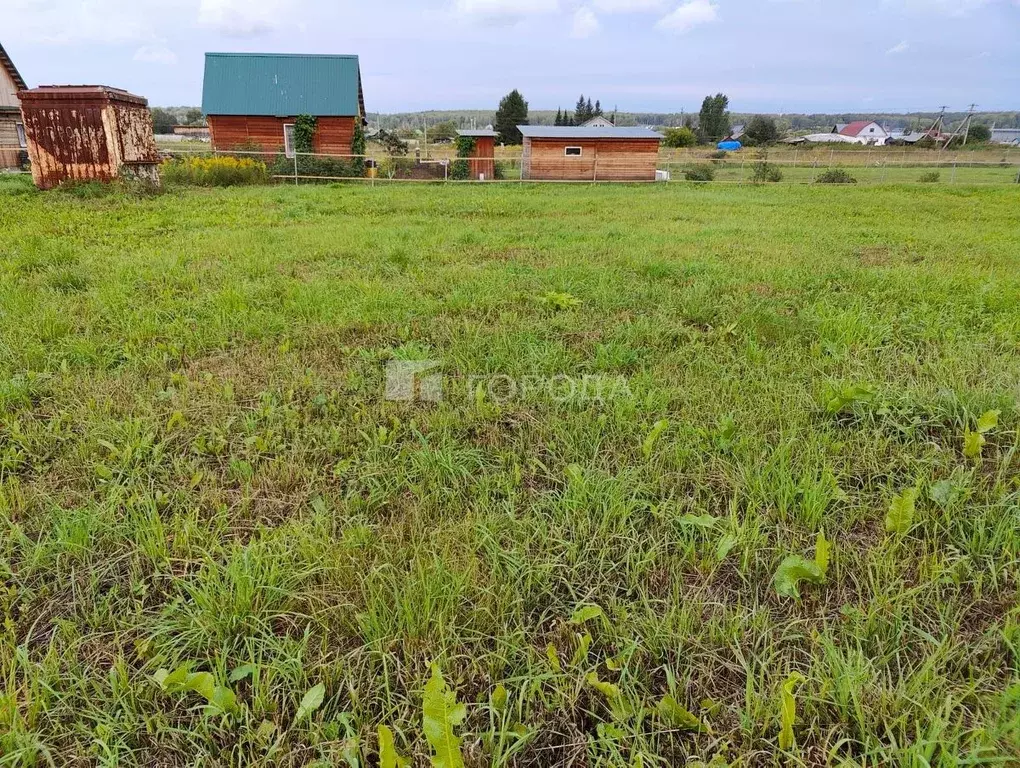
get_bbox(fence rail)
[6,144,1020,186]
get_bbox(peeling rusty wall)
[19,90,160,190]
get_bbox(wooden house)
[18,86,160,190]
[202,53,365,156]
[456,129,496,180]
[518,125,663,181]
[0,42,28,169]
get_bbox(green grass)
[1,177,1019,765]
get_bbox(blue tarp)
[717,140,742,151]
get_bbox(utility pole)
[961,103,977,145]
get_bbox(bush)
[662,127,697,148]
[709,149,729,160]
[750,160,783,183]
[449,159,470,180]
[269,154,361,180]
[493,161,508,180]
[815,168,857,185]
[379,157,415,179]
[684,164,715,182]
[918,171,941,183]
[161,156,269,186]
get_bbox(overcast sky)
[4,0,1019,113]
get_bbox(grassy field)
[1,175,1019,766]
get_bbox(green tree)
[151,107,176,135]
[697,93,731,143]
[743,115,780,146]
[967,123,991,143]
[662,126,697,148]
[428,121,458,142]
[185,108,204,126]
[574,94,587,125]
[594,100,602,117]
[494,89,528,145]
[555,108,563,126]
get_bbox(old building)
[456,129,496,180]
[18,86,160,190]
[518,125,663,181]
[0,42,28,169]
[202,53,365,156]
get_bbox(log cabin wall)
[208,115,356,155]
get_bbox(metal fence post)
[294,151,298,185]
[951,155,957,184]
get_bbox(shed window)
[283,124,296,158]
[564,146,582,156]
[16,123,26,149]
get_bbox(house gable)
[0,42,28,110]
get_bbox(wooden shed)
[202,53,365,157]
[17,86,160,190]
[0,41,28,169]
[518,126,663,181]
[456,129,496,180]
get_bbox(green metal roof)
[202,53,363,117]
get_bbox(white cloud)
[454,0,560,25]
[198,0,298,37]
[656,0,718,32]
[7,0,188,45]
[892,0,996,15]
[593,0,666,11]
[134,44,178,64]
[886,40,909,54]
[571,6,600,36]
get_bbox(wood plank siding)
[469,136,495,180]
[0,112,25,168]
[522,137,660,181]
[208,115,356,155]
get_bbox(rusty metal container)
[17,85,160,190]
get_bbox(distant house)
[579,115,615,128]
[991,128,1020,146]
[518,125,663,181]
[832,120,889,145]
[202,53,365,157]
[0,41,28,168]
[172,125,210,139]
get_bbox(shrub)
[380,156,415,179]
[918,171,941,183]
[269,154,360,181]
[815,168,857,184]
[708,149,729,160]
[750,160,783,183]
[662,127,697,148]
[684,164,715,182]
[449,159,470,180]
[161,156,268,186]
[493,161,508,180]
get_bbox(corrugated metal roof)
[457,129,498,137]
[202,53,363,117]
[517,125,663,140]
